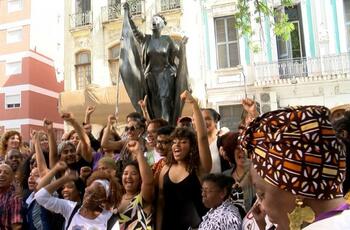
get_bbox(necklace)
[233,169,248,183]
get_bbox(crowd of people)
[0,90,349,230]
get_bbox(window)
[72,0,91,27]
[109,45,120,85]
[214,16,240,69]
[5,94,21,109]
[276,4,305,60]
[75,51,91,89]
[6,61,22,75]
[6,28,23,43]
[344,0,350,51]
[75,0,91,13]
[219,104,243,131]
[8,0,23,12]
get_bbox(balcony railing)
[70,11,92,29]
[254,52,350,82]
[127,0,142,15]
[102,3,122,22]
[161,0,181,11]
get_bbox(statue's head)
[152,14,166,32]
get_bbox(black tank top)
[161,167,207,230]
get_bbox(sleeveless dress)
[162,168,207,230]
[118,193,152,230]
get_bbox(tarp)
[59,85,134,125]
[58,85,193,125]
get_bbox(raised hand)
[241,98,257,116]
[43,118,53,131]
[80,166,92,181]
[138,95,148,109]
[54,161,68,172]
[61,112,74,123]
[252,200,267,230]
[30,129,37,143]
[86,106,96,116]
[127,140,142,156]
[107,114,117,125]
[180,90,195,104]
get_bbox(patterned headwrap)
[241,106,346,200]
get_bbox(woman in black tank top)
[156,91,212,230]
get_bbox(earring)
[288,198,315,230]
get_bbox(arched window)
[108,45,120,85]
[75,51,91,89]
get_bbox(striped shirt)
[0,185,23,229]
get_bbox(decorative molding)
[74,37,91,49]
[0,84,60,98]
[0,119,63,129]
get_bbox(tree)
[234,0,295,51]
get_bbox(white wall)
[30,0,64,81]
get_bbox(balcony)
[127,0,142,15]
[102,3,122,23]
[254,53,350,84]
[70,11,92,29]
[161,0,181,11]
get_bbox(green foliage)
[234,0,295,51]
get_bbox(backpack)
[65,204,118,230]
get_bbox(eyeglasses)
[125,126,138,132]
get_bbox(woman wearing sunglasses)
[101,115,146,179]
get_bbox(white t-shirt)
[35,188,119,230]
[303,210,350,230]
[209,136,222,173]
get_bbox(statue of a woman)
[120,3,189,124]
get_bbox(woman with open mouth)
[157,90,212,230]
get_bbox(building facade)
[62,0,350,131]
[0,0,64,141]
[61,0,204,125]
[202,0,350,131]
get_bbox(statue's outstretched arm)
[123,2,145,44]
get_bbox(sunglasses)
[125,126,138,132]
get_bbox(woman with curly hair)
[0,130,22,161]
[35,161,121,230]
[156,91,212,230]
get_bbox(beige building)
[60,0,197,126]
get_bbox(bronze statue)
[119,2,189,125]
